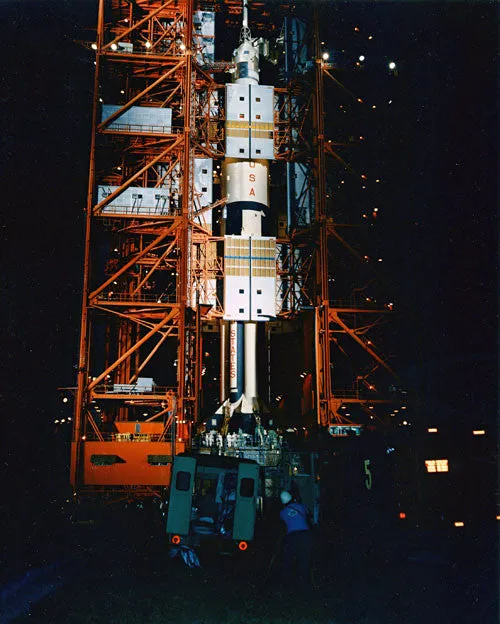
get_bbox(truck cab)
[166,453,261,552]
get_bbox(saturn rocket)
[216,0,276,432]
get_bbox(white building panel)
[98,186,174,216]
[250,276,276,319]
[226,83,251,122]
[224,275,251,320]
[250,85,274,123]
[101,105,172,134]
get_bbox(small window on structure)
[239,289,244,294]
[202,168,207,174]
[256,149,261,154]
[257,308,262,314]
[256,97,261,102]
[256,114,261,120]
[239,96,245,101]
[239,308,244,313]
[176,471,191,491]
[257,289,262,294]
[239,113,245,119]
[239,148,245,154]
[202,187,207,192]
[240,477,255,497]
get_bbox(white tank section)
[223,235,276,322]
[225,159,267,206]
[225,84,274,160]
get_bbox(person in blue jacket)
[279,490,313,586]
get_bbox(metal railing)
[94,292,177,304]
[103,123,174,135]
[84,432,171,442]
[91,384,176,396]
[100,204,180,217]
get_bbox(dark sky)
[0,0,497,481]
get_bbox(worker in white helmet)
[279,490,313,587]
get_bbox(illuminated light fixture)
[99,98,103,103]
[358,55,365,61]
[180,43,186,51]
[425,459,449,473]
[171,535,181,545]
[62,397,68,403]
[357,98,363,104]
[238,541,248,551]
[388,61,397,70]
[372,105,377,109]
[354,27,360,32]
[55,420,60,424]
[61,419,66,423]
[111,43,118,51]
[368,35,373,40]
[454,521,464,528]
[322,52,329,60]
[378,258,383,262]
[401,406,407,410]
[120,89,125,94]
[428,428,438,433]
[81,435,86,441]
[496,515,500,521]
[359,135,364,139]
[91,43,98,50]
[373,207,379,213]
[375,179,381,183]
[145,40,152,49]
[472,430,485,436]
[399,512,406,519]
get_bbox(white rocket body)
[215,14,276,429]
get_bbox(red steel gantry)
[71,0,401,500]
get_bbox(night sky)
[0,0,497,502]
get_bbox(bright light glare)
[91,43,97,50]
[454,521,464,528]
[180,43,186,51]
[389,61,396,70]
[145,41,152,49]
[62,397,68,403]
[322,52,329,60]
[428,428,438,433]
[472,430,485,436]
[111,43,118,51]
[358,55,365,61]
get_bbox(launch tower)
[70,0,405,501]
